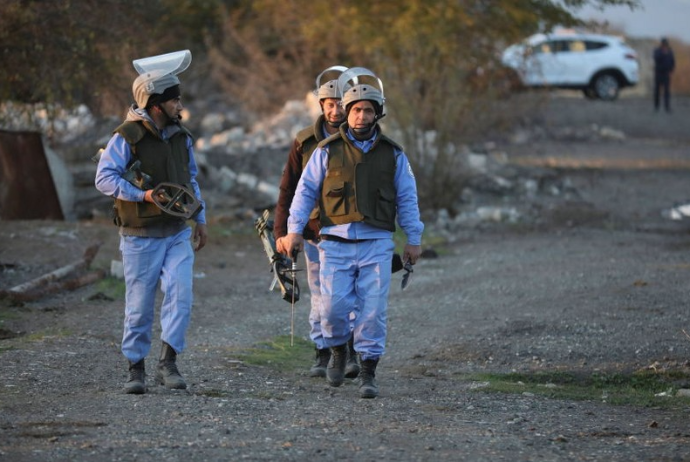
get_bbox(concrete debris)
[662,203,690,221]
[1,94,591,227]
[0,243,104,302]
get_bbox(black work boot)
[344,336,360,379]
[326,344,348,387]
[358,358,379,399]
[156,342,187,390]
[125,359,146,394]
[309,347,331,378]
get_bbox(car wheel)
[593,73,620,101]
[583,87,598,100]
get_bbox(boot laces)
[161,361,181,376]
[315,350,330,368]
[129,367,145,382]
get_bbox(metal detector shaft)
[290,249,299,346]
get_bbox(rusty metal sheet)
[0,130,64,220]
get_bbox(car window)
[531,39,587,54]
[532,42,552,54]
[568,40,586,52]
[585,40,608,51]
[551,40,570,53]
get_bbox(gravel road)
[2,95,690,461]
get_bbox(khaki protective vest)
[319,124,399,231]
[295,115,330,224]
[295,114,327,169]
[113,121,193,228]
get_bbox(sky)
[576,0,690,43]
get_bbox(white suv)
[501,32,639,101]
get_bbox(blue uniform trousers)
[119,227,194,363]
[304,240,326,349]
[306,239,358,350]
[318,238,394,360]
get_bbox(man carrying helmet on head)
[95,50,207,394]
[282,68,424,398]
[274,66,360,380]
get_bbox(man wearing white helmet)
[95,50,207,394]
[282,68,423,398]
[274,66,360,379]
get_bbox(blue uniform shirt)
[288,127,423,244]
[95,114,206,226]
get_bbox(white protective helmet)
[131,50,191,109]
[337,67,385,118]
[314,65,348,100]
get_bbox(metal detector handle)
[254,210,301,303]
[150,182,202,220]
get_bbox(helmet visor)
[133,50,192,76]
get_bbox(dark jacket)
[273,115,328,240]
[654,46,675,75]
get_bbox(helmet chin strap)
[346,101,384,138]
[353,124,373,134]
[326,119,344,128]
[351,111,384,136]
[352,122,377,139]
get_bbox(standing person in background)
[282,68,424,399]
[274,66,360,380]
[653,37,675,113]
[95,50,207,394]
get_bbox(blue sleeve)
[394,149,424,245]
[187,137,207,225]
[287,146,326,234]
[94,134,146,202]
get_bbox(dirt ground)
[2,94,690,461]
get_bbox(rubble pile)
[2,96,597,230]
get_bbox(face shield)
[131,50,192,109]
[313,65,348,100]
[133,49,191,75]
[337,67,385,119]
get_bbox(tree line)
[0,0,640,209]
